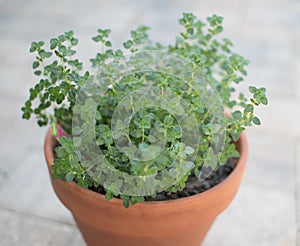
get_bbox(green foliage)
[51,137,92,188]
[22,31,88,132]
[22,13,268,208]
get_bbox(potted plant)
[21,13,268,246]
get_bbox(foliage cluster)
[22,13,267,207]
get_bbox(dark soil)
[145,158,237,201]
[89,157,238,201]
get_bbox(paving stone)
[0,168,9,191]
[0,148,74,224]
[255,42,293,98]
[296,141,300,245]
[0,0,139,41]
[203,131,296,245]
[245,131,295,191]
[0,209,74,246]
[0,39,33,97]
[249,97,300,138]
[235,61,293,99]
[292,27,300,99]
[294,64,300,99]
[0,96,46,175]
[69,229,86,246]
[244,0,300,27]
[222,40,293,98]
[240,16,290,43]
[233,3,296,98]
[203,183,296,246]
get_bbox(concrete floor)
[0,0,299,245]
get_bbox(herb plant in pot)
[22,13,268,246]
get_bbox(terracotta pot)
[44,128,248,246]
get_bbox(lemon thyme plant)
[21,13,267,208]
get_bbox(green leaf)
[252,116,261,125]
[92,35,102,42]
[51,122,58,137]
[64,30,74,38]
[54,50,62,58]
[250,98,259,106]
[187,27,194,35]
[72,126,82,135]
[22,112,30,120]
[120,194,130,208]
[32,61,39,69]
[50,38,58,49]
[123,40,133,49]
[71,38,78,46]
[105,41,112,47]
[34,70,42,76]
[231,131,240,142]
[29,42,38,52]
[179,18,187,25]
[73,137,82,147]
[105,191,114,201]
[232,110,242,120]
[249,86,257,94]
[123,199,130,208]
[37,41,45,47]
[44,51,52,58]
[259,87,266,94]
[164,115,173,125]
[65,172,74,182]
[260,97,268,105]
[56,93,65,104]
[185,146,194,155]
[138,142,149,152]
[63,49,76,56]
[245,104,254,113]
[131,196,145,205]
[215,26,223,34]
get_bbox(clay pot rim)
[44,128,248,207]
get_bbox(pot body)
[44,129,248,246]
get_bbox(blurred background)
[0,0,299,245]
